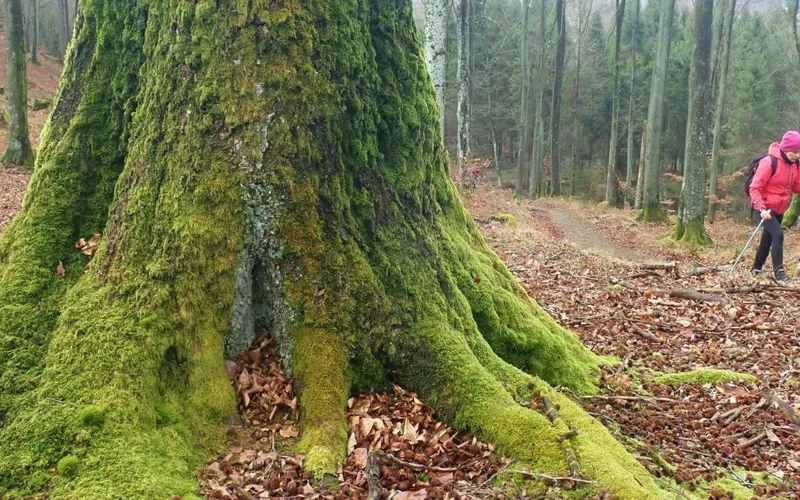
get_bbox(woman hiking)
[749,130,800,283]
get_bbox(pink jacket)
[749,143,800,214]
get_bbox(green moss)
[708,477,758,500]
[57,455,80,479]
[492,213,519,228]
[155,405,181,427]
[78,406,105,428]
[677,218,712,246]
[783,195,800,229]
[654,368,757,387]
[638,203,669,223]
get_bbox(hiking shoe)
[750,268,762,278]
[774,267,790,284]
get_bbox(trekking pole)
[729,218,764,274]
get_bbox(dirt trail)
[533,202,649,263]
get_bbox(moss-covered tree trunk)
[0,1,675,499]
[639,0,675,222]
[605,0,626,204]
[674,0,713,244]
[1,0,34,167]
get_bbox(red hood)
[768,142,783,158]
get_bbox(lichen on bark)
[1,0,679,499]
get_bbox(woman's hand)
[761,209,772,220]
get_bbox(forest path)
[531,201,650,263]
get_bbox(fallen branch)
[654,288,721,303]
[627,270,662,280]
[739,431,767,449]
[507,470,597,485]
[369,451,457,473]
[366,453,383,500]
[630,323,665,343]
[687,266,722,277]
[641,261,681,278]
[580,394,677,404]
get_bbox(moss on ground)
[654,368,757,387]
[492,213,519,227]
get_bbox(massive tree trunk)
[424,0,447,137]
[457,0,472,179]
[708,0,736,223]
[624,0,639,208]
[674,0,713,244]
[605,0,626,204]
[784,0,800,228]
[1,0,34,167]
[549,0,566,195]
[516,0,531,198]
[0,1,673,498]
[639,0,675,222]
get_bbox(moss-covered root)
[654,368,757,387]
[638,202,669,223]
[783,194,800,229]
[293,327,350,477]
[395,322,674,500]
[677,218,712,246]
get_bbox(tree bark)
[674,0,714,244]
[624,0,639,208]
[516,0,531,198]
[457,0,472,179]
[529,0,548,199]
[785,0,800,228]
[708,0,736,223]
[605,0,626,204]
[1,0,34,167]
[424,0,447,138]
[0,2,675,498]
[639,0,675,222]
[30,0,39,65]
[549,0,566,195]
[635,122,647,209]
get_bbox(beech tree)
[673,0,713,244]
[457,0,472,177]
[424,0,447,136]
[516,0,531,197]
[624,0,639,207]
[639,0,675,222]
[530,0,549,199]
[605,0,626,204]
[1,0,35,167]
[550,0,566,195]
[0,0,672,498]
[30,0,40,65]
[784,0,800,228]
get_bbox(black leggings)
[752,211,784,272]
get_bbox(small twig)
[542,396,558,423]
[687,266,721,277]
[370,451,457,473]
[630,323,665,343]
[627,270,662,279]
[652,288,722,303]
[739,432,767,449]
[507,470,597,484]
[724,407,744,427]
[580,394,678,404]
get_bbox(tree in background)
[708,0,736,223]
[530,0,550,198]
[516,0,531,197]
[639,0,675,222]
[30,0,39,65]
[605,0,626,204]
[457,0,473,178]
[784,0,800,227]
[424,0,448,137]
[1,0,35,167]
[549,0,566,195]
[674,0,714,244]
[624,0,640,207]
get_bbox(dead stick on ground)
[580,394,677,403]
[687,266,722,277]
[508,470,597,485]
[654,288,722,303]
[371,451,457,473]
[765,392,800,425]
[366,453,382,500]
[641,261,681,278]
[739,432,767,449]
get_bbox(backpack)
[744,154,778,197]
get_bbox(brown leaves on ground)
[464,185,800,497]
[200,335,512,499]
[0,167,29,233]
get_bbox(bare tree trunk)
[605,0,626,204]
[675,0,714,244]
[516,0,531,197]
[457,0,472,180]
[635,122,647,209]
[784,0,800,228]
[708,0,736,223]
[624,0,639,208]
[1,0,35,167]
[639,0,675,222]
[549,0,566,195]
[424,0,447,138]
[529,0,547,199]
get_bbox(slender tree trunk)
[516,0,531,197]
[457,0,472,179]
[549,0,566,195]
[424,0,447,138]
[0,2,676,498]
[30,0,39,65]
[784,0,800,228]
[639,0,675,222]
[529,0,547,199]
[56,0,69,59]
[624,0,639,208]
[1,0,35,167]
[675,0,714,244]
[605,0,626,204]
[635,122,647,209]
[708,0,735,223]
[570,50,580,197]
